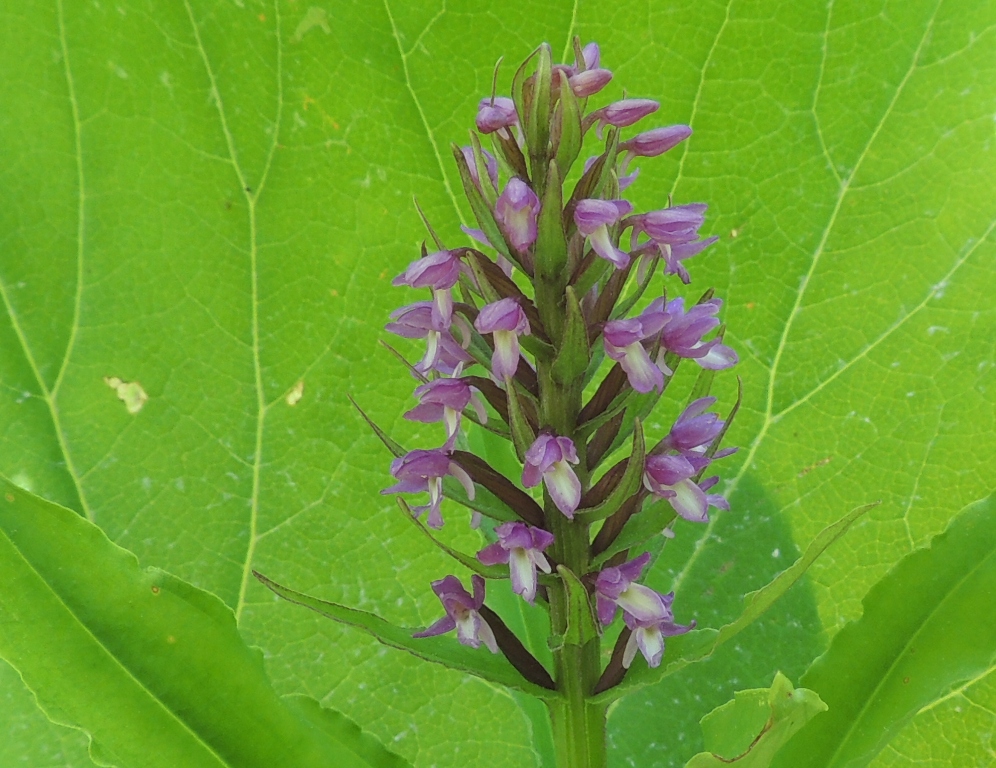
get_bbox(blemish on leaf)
[10,471,33,493]
[286,380,305,406]
[730,228,740,238]
[151,585,160,594]
[797,456,832,478]
[4,493,14,503]
[291,7,331,43]
[167,635,176,644]
[104,376,149,414]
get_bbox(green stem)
[547,507,606,768]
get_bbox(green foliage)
[772,493,996,768]
[0,1,993,766]
[254,571,558,699]
[0,476,409,768]
[685,672,826,768]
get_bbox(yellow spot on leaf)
[286,380,305,406]
[291,7,331,43]
[104,376,148,414]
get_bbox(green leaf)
[579,420,646,521]
[771,493,996,768]
[552,565,600,648]
[551,285,591,386]
[0,476,410,768]
[598,502,875,702]
[506,378,538,462]
[254,571,559,701]
[685,672,827,768]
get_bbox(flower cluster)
[377,40,738,683]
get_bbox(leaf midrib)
[180,0,283,623]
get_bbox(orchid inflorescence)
[375,39,739,703]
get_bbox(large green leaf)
[0,476,410,768]
[1,1,993,766]
[771,493,996,768]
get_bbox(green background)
[0,0,993,765]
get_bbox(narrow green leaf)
[551,285,591,386]
[685,672,827,768]
[395,498,506,580]
[591,498,673,568]
[349,396,405,458]
[555,565,599,647]
[595,502,876,702]
[554,71,583,180]
[451,143,516,266]
[713,502,877,648]
[469,132,498,206]
[579,420,646,521]
[351,396,521,524]
[254,572,558,700]
[506,379,538,462]
[771,494,996,768]
[0,477,410,768]
[526,43,553,192]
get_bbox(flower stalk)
[381,39,739,768]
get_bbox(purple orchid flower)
[663,397,726,454]
[569,67,613,98]
[474,297,531,382]
[647,296,738,371]
[594,552,672,625]
[477,96,518,135]
[477,522,555,603]
[628,204,716,283]
[602,309,670,393]
[622,610,695,669]
[495,178,541,252]
[522,434,582,519]
[386,301,472,374]
[642,453,729,523]
[382,449,475,529]
[619,125,692,159]
[404,376,487,449]
[393,249,463,336]
[413,574,498,653]
[574,199,633,269]
[590,98,659,138]
[460,145,499,192]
